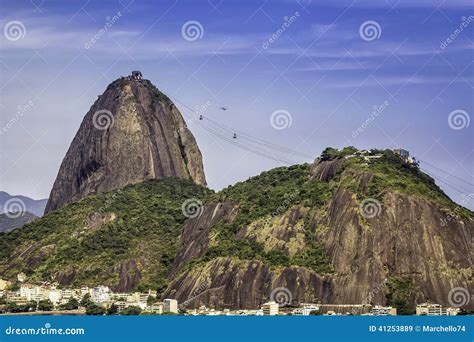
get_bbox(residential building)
[370,305,397,316]
[20,285,48,302]
[49,288,62,305]
[416,303,459,316]
[146,303,163,314]
[292,304,320,316]
[91,286,110,303]
[163,299,178,313]
[262,301,279,316]
[115,301,128,313]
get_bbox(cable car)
[199,115,203,120]
[233,133,237,139]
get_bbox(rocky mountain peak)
[45,72,206,213]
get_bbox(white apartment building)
[91,286,110,303]
[293,304,320,316]
[145,303,163,314]
[20,285,48,302]
[262,301,279,316]
[49,289,62,305]
[370,305,397,316]
[416,303,459,316]
[163,299,178,313]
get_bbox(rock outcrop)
[164,156,473,310]
[45,73,206,213]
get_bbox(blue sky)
[0,0,473,209]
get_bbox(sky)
[0,0,473,209]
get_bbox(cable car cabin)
[233,133,237,139]
[131,71,143,80]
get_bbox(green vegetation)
[0,178,210,294]
[85,304,106,316]
[37,299,54,311]
[120,305,142,315]
[386,276,418,315]
[59,298,79,311]
[0,146,470,294]
[189,164,335,274]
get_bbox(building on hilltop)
[131,70,143,80]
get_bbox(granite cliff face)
[164,151,473,311]
[45,74,206,213]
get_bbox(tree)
[309,310,321,315]
[320,147,339,161]
[146,295,155,306]
[80,293,94,308]
[120,306,142,316]
[38,299,54,311]
[107,303,118,315]
[5,302,19,313]
[60,298,79,311]
[86,304,106,316]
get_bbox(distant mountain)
[0,192,47,217]
[0,212,38,233]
